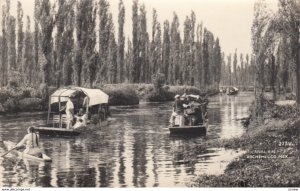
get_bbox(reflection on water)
[0,92,253,187]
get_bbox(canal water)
[0,92,254,187]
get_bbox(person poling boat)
[59,94,76,129]
[14,126,42,158]
[170,94,185,126]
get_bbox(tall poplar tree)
[17,1,23,73]
[1,2,8,86]
[214,38,222,88]
[33,0,40,84]
[118,0,125,83]
[22,16,34,84]
[75,0,96,86]
[132,0,139,83]
[62,0,75,86]
[227,54,232,85]
[240,53,244,87]
[162,20,170,84]
[183,16,191,85]
[233,49,238,85]
[170,12,181,85]
[98,0,110,84]
[7,16,17,82]
[202,28,210,88]
[138,4,148,83]
[37,0,54,86]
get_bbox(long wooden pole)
[47,96,51,125]
[2,147,16,157]
[59,96,62,128]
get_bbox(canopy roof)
[50,87,109,106]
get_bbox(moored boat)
[36,87,109,136]
[3,141,52,162]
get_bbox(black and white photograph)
[0,0,299,189]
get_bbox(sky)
[0,0,278,57]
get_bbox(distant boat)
[226,87,239,95]
[36,87,109,137]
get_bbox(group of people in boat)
[62,94,89,130]
[13,95,90,158]
[170,93,208,127]
[62,93,109,129]
[10,88,110,159]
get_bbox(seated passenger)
[74,108,88,128]
[73,118,85,129]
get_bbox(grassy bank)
[190,101,300,187]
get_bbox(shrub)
[144,84,174,102]
[168,85,205,97]
[2,98,18,112]
[18,98,42,111]
[0,86,47,113]
[145,89,174,102]
[152,73,166,93]
[0,104,5,113]
[21,88,32,98]
[286,93,296,100]
[103,84,139,106]
[0,89,10,103]
[7,88,24,100]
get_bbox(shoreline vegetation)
[190,98,300,187]
[0,84,219,114]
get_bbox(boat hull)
[169,124,207,134]
[36,120,109,137]
[227,91,238,95]
[35,126,81,136]
[3,141,52,162]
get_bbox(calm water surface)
[0,92,254,187]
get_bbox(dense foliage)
[0,0,222,91]
[250,0,300,108]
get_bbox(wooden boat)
[36,120,109,137]
[3,141,52,162]
[35,126,81,136]
[226,87,239,95]
[36,87,109,136]
[169,95,208,135]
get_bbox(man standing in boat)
[66,94,75,129]
[15,127,42,158]
[82,96,89,112]
[170,95,184,126]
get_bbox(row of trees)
[252,0,300,112]
[0,0,222,90]
[220,50,255,88]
